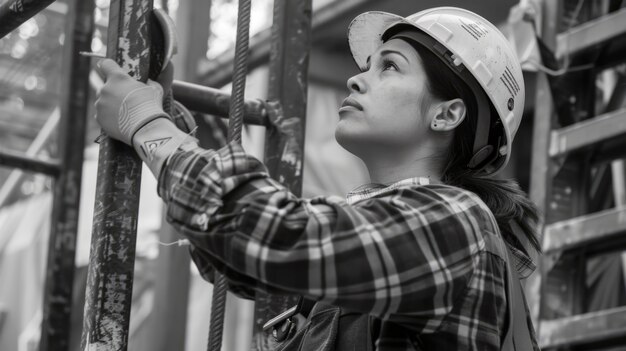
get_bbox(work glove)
[94,58,169,146]
[94,9,199,178]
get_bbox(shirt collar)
[346,177,434,205]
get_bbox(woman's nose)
[346,73,366,93]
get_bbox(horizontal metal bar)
[549,107,626,157]
[556,7,626,58]
[0,149,60,176]
[539,306,626,348]
[0,0,56,38]
[171,80,267,126]
[543,206,626,252]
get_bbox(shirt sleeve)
[157,142,486,325]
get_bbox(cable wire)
[207,1,252,350]
[226,0,252,143]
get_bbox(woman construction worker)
[94,7,540,350]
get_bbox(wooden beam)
[543,206,626,253]
[555,8,626,58]
[549,108,626,157]
[539,306,626,348]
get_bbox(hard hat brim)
[347,11,410,71]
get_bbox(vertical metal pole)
[39,0,95,349]
[526,0,560,327]
[80,0,153,350]
[146,1,213,349]
[252,0,312,349]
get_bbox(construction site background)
[1,0,626,350]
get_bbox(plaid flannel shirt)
[157,142,539,350]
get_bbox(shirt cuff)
[157,141,269,203]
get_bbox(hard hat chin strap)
[385,28,495,171]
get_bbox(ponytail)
[444,172,541,252]
[411,43,542,252]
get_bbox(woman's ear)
[430,98,466,132]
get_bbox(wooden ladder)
[528,0,626,349]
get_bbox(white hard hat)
[348,7,525,175]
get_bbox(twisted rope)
[207,272,229,351]
[226,0,251,143]
[207,0,251,350]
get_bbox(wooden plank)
[555,7,626,58]
[539,306,626,348]
[544,206,626,253]
[549,107,626,157]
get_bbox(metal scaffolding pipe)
[39,0,95,349]
[172,80,267,125]
[0,149,60,176]
[252,0,312,349]
[81,0,153,350]
[0,0,56,38]
[0,108,60,207]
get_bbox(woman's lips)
[340,96,363,111]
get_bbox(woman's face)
[335,39,436,160]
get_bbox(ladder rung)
[556,7,626,58]
[549,107,626,157]
[544,206,626,253]
[539,306,626,348]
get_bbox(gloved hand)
[95,58,169,146]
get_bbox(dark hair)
[413,44,541,252]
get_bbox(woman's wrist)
[132,117,199,177]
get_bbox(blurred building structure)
[0,0,625,350]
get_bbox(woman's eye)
[382,59,398,71]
